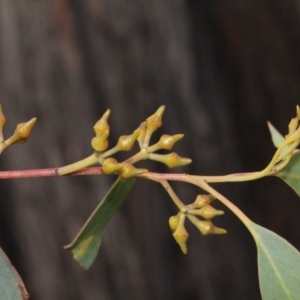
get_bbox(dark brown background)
[1,1,300,299]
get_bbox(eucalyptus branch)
[1,104,300,299]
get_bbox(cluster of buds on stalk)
[141,106,192,168]
[169,195,226,254]
[266,106,300,174]
[90,106,192,178]
[0,105,36,155]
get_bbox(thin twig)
[0,167,104,179]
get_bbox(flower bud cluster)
[0,105,37,154]
[139,106,192,169]
[169,194,226,254]
[273,106,300,167]
[89,106,192,178]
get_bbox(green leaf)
[0,247,29,300]
[275,152,300,196]
[249,222,300,300]
[64,177,135,269]
[267,121,285,148]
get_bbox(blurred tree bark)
[1,0,300,299]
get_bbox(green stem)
[56,153,99,175]
[100,146,120,159]
[124,149,148,164]
[146,143,160,153]
[197,139,298,183]
[197,172,264,183]
[142,131,152,148]
[193,153,295,183]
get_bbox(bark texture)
[0,0,300,299]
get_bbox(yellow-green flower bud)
[192,218,212,235]
[188,205,224,219]
[148,152,192,168]
[158,134,184,150]
[169,213,180,232]
[93,109,110,138]
[102,158,123,174]
[116,128,140,151]
[4,118,37,146]
[146,106,165,135]
[118,162,148,178]
[147,134,184,152]
[172,214,188,254]
[297,105,300,121]
[188,215,226,235]
[16,118,37,140]
[91,137,109,152]
[193,195,216,208]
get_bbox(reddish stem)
[0,167,104,179]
